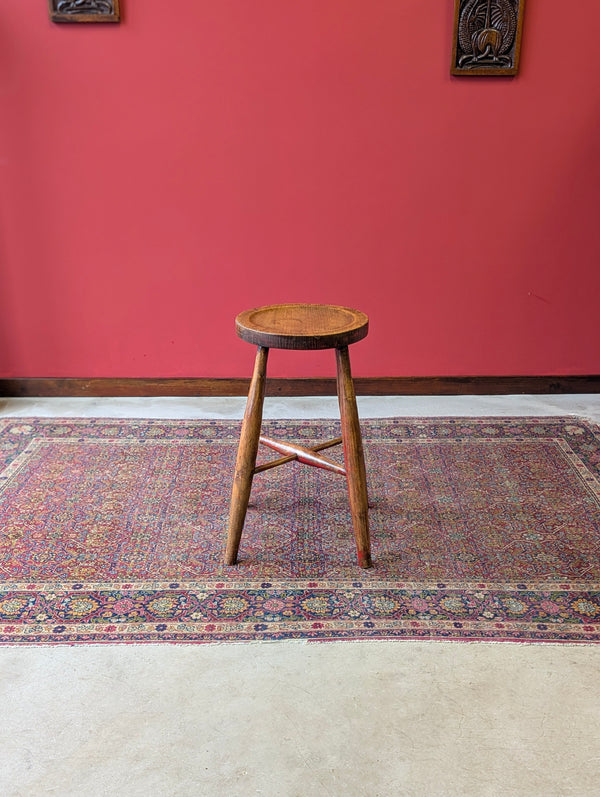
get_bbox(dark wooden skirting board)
[0,376,599,397]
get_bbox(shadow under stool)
[224,303,372,569]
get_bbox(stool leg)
[225,345,269,565]
[335,346,372,569]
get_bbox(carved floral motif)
[57,0,114,13]
[49,0,120,22]
[452,0,525,76]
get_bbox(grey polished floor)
[1,395,599,797]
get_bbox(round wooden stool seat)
[236,303,369,350]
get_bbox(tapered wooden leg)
[335,346,372,568]
[225,346,269,565]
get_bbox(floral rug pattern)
[1,417,599,644]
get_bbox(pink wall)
[1,0,599,379]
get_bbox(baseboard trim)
[1,376,599,397]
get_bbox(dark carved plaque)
[451,0,525,76]
[49,0,120,23]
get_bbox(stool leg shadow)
[225,345,269,565]
[336,345,373,568]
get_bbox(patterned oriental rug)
[1,417,600,645]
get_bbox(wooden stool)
[225,303,372,569]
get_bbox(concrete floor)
[1,395,600,797]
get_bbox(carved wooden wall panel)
[49,0,120,23]
[451,0,525,76]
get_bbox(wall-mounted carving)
[451,0,524,76]
[49,0,120,23]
